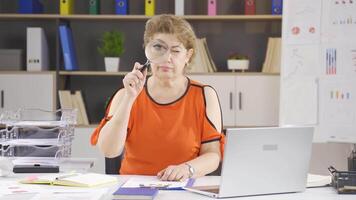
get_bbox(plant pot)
[104,57,120,72]
[227,59,249,71]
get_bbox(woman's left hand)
[157,164,190,181]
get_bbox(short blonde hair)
[143,14,196,62]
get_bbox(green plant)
[228,52,249,60]
[98,30,125,57]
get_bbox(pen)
[55,173,79,180]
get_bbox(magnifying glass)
[138,40,170,72]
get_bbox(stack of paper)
[307,173,331,188]
[262,37,281,73]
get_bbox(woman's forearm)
[188,152,220,178]
[97,93,135,158]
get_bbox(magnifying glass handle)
[139,61,150,73]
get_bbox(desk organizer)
[0,108,77,159]
[329,166,356,194]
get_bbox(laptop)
[184,126,314,198]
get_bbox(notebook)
[20,173,117,187]
[112,187,158,200]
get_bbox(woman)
[91,14,225,181]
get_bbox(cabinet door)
[0,74,56,113]
[235,75,280,126]
[188,75,235,127]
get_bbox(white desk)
[0,174,354,200]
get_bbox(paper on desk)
[0,180,41,195]
[121,176,191,189]
[307,173,331,188]
[29,188,108,200]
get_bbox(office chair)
[105,155,123,174]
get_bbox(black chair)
[105,155,123,174]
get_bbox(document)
[30,188,108,200]
[307,173,331,188]
[121,175,194,190]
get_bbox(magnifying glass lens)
[139,40,170,72]
[145,40,169,64]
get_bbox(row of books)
[262,37,282,73]
[58,90,89,125]
[188,38,217,73]
[18,0,283,16]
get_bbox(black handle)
[139,61,150,73]
[1,90,4,108]
[229,92,233,110]
[239,92,242,110]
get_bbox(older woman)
[91,14,224,181]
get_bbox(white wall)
[309,143,353,175]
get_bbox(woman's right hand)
[122,62,147,100]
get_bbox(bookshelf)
[0,0,282,124]
[0,13,282,21]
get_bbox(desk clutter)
[329,166,356,194]
[112,176,195,199]
[0,108,77,173]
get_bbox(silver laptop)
[184,126,314,198]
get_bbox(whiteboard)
[280,0,356,142]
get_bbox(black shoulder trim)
[202,137,221,144]
[145,76,190,106]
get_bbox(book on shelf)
[26,27,49,71]
[74,91,90,125]
[58,90,89,125]
[262,37,281,73]
[18,0,44,14]
[116,0,129,15]
[60,0,74,15]
[145,0,155,16]
[175,0,184,16]
[207,0,217,16]
[89,0,100,15]
[189,38,217,73]
[20,173,118,187]
[244,0,256,15]
[59,24,78,71]
[272,0,283,15]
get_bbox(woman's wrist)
[185,162,195,178]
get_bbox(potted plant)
[98,30,124,72]
[227,53,249,72]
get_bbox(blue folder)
[59,25,78,71]
[18,0,44,14]
[272,0,283,15]
[115,0,129,15]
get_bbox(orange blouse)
[91,78,225,175]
